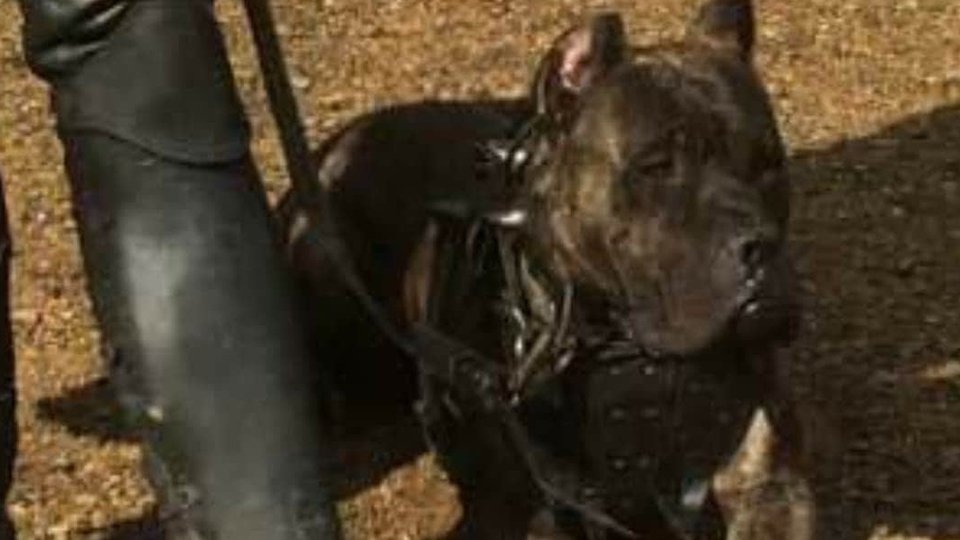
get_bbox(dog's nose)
[738,234,779,273]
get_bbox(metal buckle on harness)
[475,114,549,188]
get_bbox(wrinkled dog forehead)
[572,55,779,164]
[529,0,782,167]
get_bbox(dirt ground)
[1,0,959,538]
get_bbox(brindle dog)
[281,1,815,538]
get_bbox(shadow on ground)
[790,102,960,539]
[36,377,134,443]
[88,509,165,540]
[36,101,960,539]
[48,374,426,538]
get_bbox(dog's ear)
[688,0,755,60]
[531,13,628,127]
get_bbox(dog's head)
[520,0,797,357]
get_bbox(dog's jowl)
[282,0,815,538]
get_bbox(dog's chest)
[563,350,758,531]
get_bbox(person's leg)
[0,174,16,540]
[18,1,340,538]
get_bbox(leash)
[240,0,322,206]
[239,0,428,363]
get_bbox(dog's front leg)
[713,350,818,540]
[418,375,541,540]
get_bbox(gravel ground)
[1,0,960,538]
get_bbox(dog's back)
[278,99,527,426]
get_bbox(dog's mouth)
[616,267,799,360]
[734,261,801,349]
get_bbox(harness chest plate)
[578,351,759,534]
[580,355,676,518]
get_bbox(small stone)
[944,180,959,200]
[291,73,312,90]
[895,258,917,277]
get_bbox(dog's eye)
[631,152,674,179]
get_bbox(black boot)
[0,174,16,540]
[18,1,341,538]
